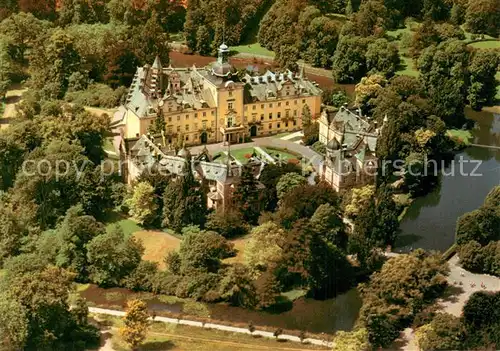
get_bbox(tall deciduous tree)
[121,299,149,350]
[126,182,158,226]
[465,0,500,37]
[86,226,144,286]
[467,50,499,110]
[233,164,260,224]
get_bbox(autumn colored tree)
[125,182,159,226]
[121,299,150,350]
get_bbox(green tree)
[275,44,300,72]
[0,294,28,351]
[310,203,347,248]
[351,0,387,37]
[163,160,206,232]
[418,40,470,127]
[233,164,260,223]
[276,172,307,200]
[467,50,499,110]
[332,36,372,83]
[366,38,400,77]
[54,205,106,281]
[0,12,52,64]
[178,227,235,273]
[132,12,170,65]
[465,0,500,37]
[195,25,212,55]
[219,264,257,308]
[30,29,82,99]
[121,299,149,350]
[415,313,464,351]
[245,222,286,273]
[205,209,248,238]
[456,207,499,245]
[125,182,159,226]
[86,226,144,286]
[345,185,376,219]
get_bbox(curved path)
[89,306,333,348]
[189,136,324,173]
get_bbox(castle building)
[113,43,322,147]
[318,106,381,191]
[126,133,266,212]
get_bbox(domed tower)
[211,43,233,78]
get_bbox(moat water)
[397,109,500,252]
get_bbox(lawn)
[224,235,250,264]
[396,56,419,77]
[446,129,473,145]
[133,231,181,269]
[468,40,500,49]
[96,315,327,351]
[232,43,275,57]
[104,212,143,237]
[263,147,301,162]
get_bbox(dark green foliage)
[462,291,500,348]
[322,88,350,107]
[218,264,257,308]
[122,260,159,291]
[59,0,110,25]
[309,203,348,248]
[137,167,172,227]
[178,226,235,273]
[232,164,261,224]
[467,50,499,111]
[418,40,470,127]
[259,163,301,211]
[276,183,340,229]
[366,38,400,77]
[86,225,144,286]
[465,0,500,37]
[205,209,249,238]
[1,262,99,350]
[332,36,372,83]
[417,313,464,351]
[359,250,449,348]
[65,83,127,108]
[54,206,106,281]
[163,161,206,232]
[456,207,500,245]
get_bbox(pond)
[397,109,500,252]
[80,284,362,335]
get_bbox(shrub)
[121,261,158,291]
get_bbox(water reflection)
[398,109,500,252]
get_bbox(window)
[194,113,198,118]
[252,105,256,110]
[168,126,173,133]
[278,102,281,107]
[211,121,215,127]
[294,100,298,105]
[294,110,297,117]
[185,135,189,141]
[202,121,207,129]
[260,114,264,121]
[277,123,281,129]
[269,103,273,108]
[285,122,289,127]
[286,101,289,106]
[293,120,297,126]
[185,124,189,131]
[177,116,180,121]
[203,112,206,117]
[269,113,272,120]
[285,110,289,117]
[177,126,181,132]
[229,90,233,97]
[168,116,172,122]
[168,107,172,112]
[286,92,289,96]
[227,116,233,127]
[228,102,233,110]
[185,114,189,119]
[277,112,281,119]
[261,104,264,109]
[211,110,215,116]
[302,99,306,103]
[194,123,198,129]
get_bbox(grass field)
[104,212,143,237]
[468,40,500,49]
[232,43,275,57]
[263,147,300,162]
[133,231,181,269]
[396,56,419,77]
[95,315,327,351]
[230,147,258,164]
[446,129,473,145]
